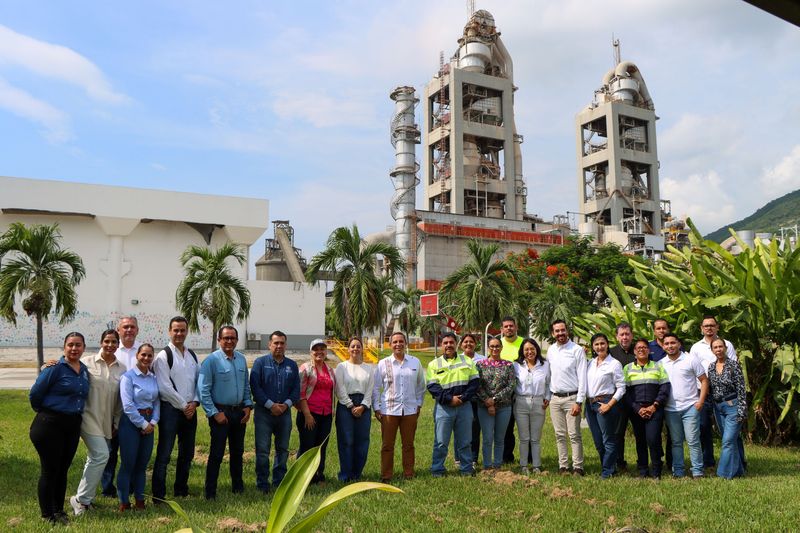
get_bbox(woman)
[118,343,159,511]
[623,338,670,479]
[475,336,515,469]
[334,336,374,482]
[297,338,337,484]
[513,338,550,474]
[585,333,625,479]
[29,332,90,525]
[460,333,484,467]
[69,329,126,516]
[707,337,747,479]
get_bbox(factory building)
[575,44,667,255]
[0,176,324,349]
[387,10,568,293]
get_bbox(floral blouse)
[475,358,516,407]
[707,358,747,421]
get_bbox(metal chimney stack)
[389,86,421,290]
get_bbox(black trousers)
[297,411,333,482]
[205,408,247,498]
[30,410,82,519]
[503,410,516,463]
[630,408,664,476]
[470,401,481,462]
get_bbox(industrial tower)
[422,10,526,221]
[575,44,665,254]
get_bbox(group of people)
[28,313,747,526]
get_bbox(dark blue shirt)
[29,357,90,415]
[249,353,300,409]
[649,340,667,362]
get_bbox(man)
[610,322,635,473]
[152,316,200,501]
[499,317,522,463]
[198,326,253,499]
[689,315,737,470]
[661,333,709,478]
[250,331,300,493]
[547,319,587,476]
[373,331,426,482]
[649,319,670,362]
[100,316,140,497]
[426,332,479,477]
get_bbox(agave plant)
[169,440,402,532]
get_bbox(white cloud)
[660,170,736,232]
[759,145,800,197]
[0,77,71,143]
[0,24,128,104]
[272,90,377,128]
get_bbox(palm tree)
[0,223,86,372]
[306,224,403,338]
[439,239,516,332]
[175,243,251,350]
[527,282,588,341]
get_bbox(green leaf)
[266,444,322,533]
[162,498,208,533]
[700,294,742,309]
[777,387,795,424]
[287,482,404,533]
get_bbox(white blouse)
[513,359,551,399]
[586,356,625,402]
[334,361,375,409]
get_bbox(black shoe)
[573,468,585,477]
[559,467,570,475]
[101,488,116,497]
[638,471,649,479]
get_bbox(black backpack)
[163,345,198,389]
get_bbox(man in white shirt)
[689,315,736,470]
[373,331,426,482]
[661,333,709,478]
[152,316,200,501]
[547,320,587,476]
[101,316,140,497]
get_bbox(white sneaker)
[69,495,86,516]
[519,466,530,475]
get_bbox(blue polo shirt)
[198,349,253,417]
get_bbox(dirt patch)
[153,517,172,525]
[649,502,667,515]
[6,517,23,527]
[215,517,265,531]
[548,486,574,499]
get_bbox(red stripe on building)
[418,222,564,245]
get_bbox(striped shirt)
[372,354,426,416]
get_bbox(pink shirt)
[304,364,334,416]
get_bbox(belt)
[215,403,244,411]
[138,408,153,416]
[588,394,612,403]
[717,393,737,403]
[552,390,578,397]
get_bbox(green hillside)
[704,188,800,242]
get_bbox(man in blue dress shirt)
[249,330,300,493]
[198,326,253,499]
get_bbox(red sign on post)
[419,293,439,317]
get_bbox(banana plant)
[170,440,403,533]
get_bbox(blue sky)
[1,0,799,262]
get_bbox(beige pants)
[549,394,584,469]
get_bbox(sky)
[1,0,799,264]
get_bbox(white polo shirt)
[690,338,736,388]
[661,352,706,412]
[586,356,625,403]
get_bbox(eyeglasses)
[221,336,237,341]
[634,346,649,351]
[702,324,717,328]
[488,345,502,350]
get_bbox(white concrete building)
[0,176,324,350]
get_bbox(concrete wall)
[245,280,325,351]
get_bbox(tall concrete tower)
[575,46,665,254]
[422,10,526,221]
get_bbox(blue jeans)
[477,405,512,468]
[100,434,119,495]
[585,401,620,478]
[152,402,197,499]
[431,402,474,475]
[117,413,154,504]
[714,400,745,479]
[699,400,716,467]
[335,395,371,482]
[664,407,703,477]
[630,407,664,477]
[254,405,292,491]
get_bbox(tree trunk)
[211,326,217,352]
[36,312,44,375]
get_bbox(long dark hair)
[516,338,543,366]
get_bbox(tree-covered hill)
[704,188,800,242]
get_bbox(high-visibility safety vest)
[500,336,523,362]
[426,354,479,396]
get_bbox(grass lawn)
[1,388,799,532]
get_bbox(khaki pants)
[380,413,419,480]
[549,394,584,469]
